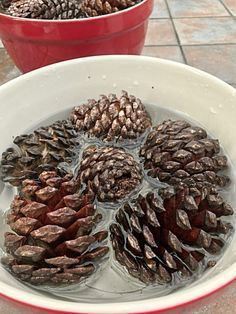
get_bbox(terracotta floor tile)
[151,0,169,18]
[174,17,236,45]
[145,19,177,45]
[183,44,236,83]
[222,0,236,15]
[167,0,229,17]
[0,49,21,85]
[142,46,184,63]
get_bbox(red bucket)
[0,0,153,73]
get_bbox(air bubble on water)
[112,83,117,88]
[102,75,107,80]
[133,81,139,86]
[218,104,223,109]
[210,107,217,114]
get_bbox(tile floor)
[144,0,236,87]
[1,0,236,87]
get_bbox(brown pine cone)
[140,120,229,188]
[1,120,79,186]
[2,170,109,285]
[78,146,142,202]
[80,0,139,17]
[6,0,84,19]
[70,91,152,142]
[0,0,12,10]
[110,185,233,284]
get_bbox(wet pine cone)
[80,0,140,17]
[5,0,84,19]
[110,185,233,284]
[2,170,109,285]
[78,146,142,202]
[70,91,152,142]
[140,120,229,188]
[1,120,79,186]
[0,0,11,10]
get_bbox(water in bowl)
[0,103,235,303]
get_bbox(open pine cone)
[2,170,109,285]
[140,120,229,188]
[80,0,139,17]
[0,120,79,186]
[110,185,233,284]
[70,91,152,142]
[3,0,141,18]
[79,146,142,202]
[5,0,84,19]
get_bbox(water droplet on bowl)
[113,83,117,88]
[210,107,217,114]
[102,75,107,80]
[218,104,223,109]
[133,81,139,86]
[231,90,236,97]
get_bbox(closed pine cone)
[110,185,233,284]
[79,146,142,202]
[2,170,109,285]
[1,120,79,186]
[6,0,84,19]
[80,0,139,17]
[70,91,152,142]
[140,120,229,188]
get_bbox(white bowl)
[0,55,236,314]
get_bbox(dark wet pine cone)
[70,91,152,142]
[79,146,142,202]
[140,120,229,188]
[1,120,79,186]
[6,0,84,19]
[2,170,109,285]
[80,0,140,17]
[0,0,12,10]
[110,185,233,284]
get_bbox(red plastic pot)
[0,0,153,73]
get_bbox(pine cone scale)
[111,184,233,284]
[71,91,151,142]
[2,171,108,285]
[140,120,229,189]
[78,146,142,202]
[1,120,79,186]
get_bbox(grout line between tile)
[170,16,236,21]
[219,0,236,19]
[150,15,231,20]
[144,44,180,47]
[144,43,236,48]
[164,0,187,64]
[181,43,236,47]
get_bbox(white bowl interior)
[0,55,236,313]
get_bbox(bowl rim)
[0,55,236,313]
[0,0,150,23]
